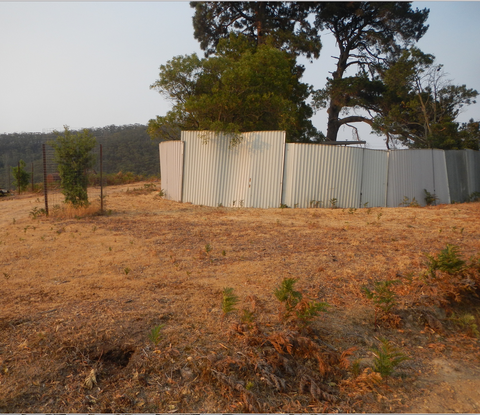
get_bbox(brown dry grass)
[1,181,479,413]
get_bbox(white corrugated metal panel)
[181,131,285,208]
[159,141,184,202]
[431,149,450,204]
[282,144,363,208]
[387,149,443,207]
[360,149,388,208]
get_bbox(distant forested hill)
[0,124,161,187]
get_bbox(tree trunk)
[326,103,341,142]
[326,45,349,142]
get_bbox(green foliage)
[49,126,96,207]
[11,160,30,193]
[273,277,329,326]
[449,313,479,338]
[148,324,165,346]
[312,2,430,142]
[205,243,212,253]
[124,267,131,275]
[426,244,466,277]
[466,192,480,203]
[372,48,479,149]
[241,309,256,324]
[190,2,321,59]
[399,196,420,207]
[149,34,320,143]
[371,337,410,377]
[295,300,329,326]
[362,280,399,314]
[29,206,46,219]
[222,287,239,316]
[424,189,439,206]
[274,278,303,311]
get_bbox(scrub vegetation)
[0,182,479,413]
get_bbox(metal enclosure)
[159,141,184,202]
[159,131,477,209]
[181,131,285,208]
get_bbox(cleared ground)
[1,181,479,413]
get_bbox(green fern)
[362,280,398,313]
[222,287,239,316]
[295,300,329,326]
[427,244,466,277]
[148,324,165,346]
[371,337,410,377]
[274,278,303,311]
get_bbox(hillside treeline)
[0,124,160,188]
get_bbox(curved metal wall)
[158,132,477,209]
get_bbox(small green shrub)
[274,278,302,311]
[222,287,239,316]
[295,299,329,326]
[30,206,46,219]
[426,244,466,277]
[424,189,439,206]
[371,337,410,377]
[362,280,398,314]
[49,126,96,207]
[466,192,480,202]
[148,324,165,346]
[12,160,30,193]
[449,313,479,338]
[399,196,420,207]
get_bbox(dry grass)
[0,182,479,413]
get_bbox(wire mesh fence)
[41,143,106,215]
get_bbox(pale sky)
[1,1,479,149]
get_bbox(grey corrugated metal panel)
[159,141,184,202]
[465,149,480,194]
[182,131,232,207]
[281,144,363,208]
[281,144,296,207]
[431,149,450,204]
[181,131,285,208]
[241,131,285,208]
[387,149,438,207]
[445,150,469,202]
[360,149,389,208]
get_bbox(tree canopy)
[190,2,321,59]
[311,2,430,142]
[148,35,321,143]
[151,2,479,149]
[371,48,479,149]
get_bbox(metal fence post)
[42,144,49,216]
[100,144,103,213]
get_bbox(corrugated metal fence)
[159,131,480,209]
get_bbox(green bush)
[11,160,30,193]
[50,126,96,207]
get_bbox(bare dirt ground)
[1,181,479,413]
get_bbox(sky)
[1,1,479,149]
